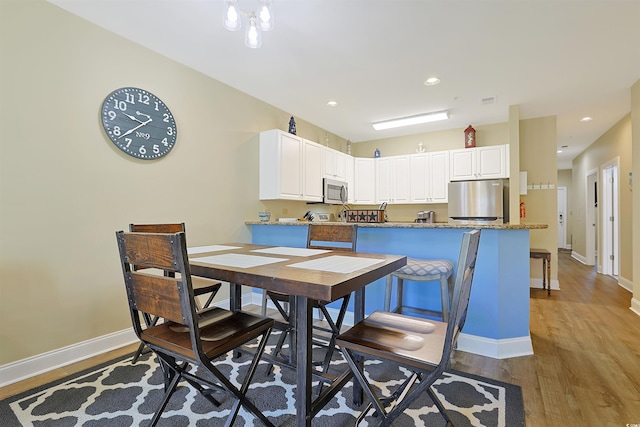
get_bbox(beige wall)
[519,116,558,280]
[632,80,639,308]
[0,1,334,364]
[557,169,573,248]
[571,114,633,283]
[352,122,509,157]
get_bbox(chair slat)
[129,272,184,324]
[123,232,178,271]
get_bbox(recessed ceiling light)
[424,77,440,86]
[580,116,593,122]
[326,101,338,107]
[557,150,563,153]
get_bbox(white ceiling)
[49,0,640,169]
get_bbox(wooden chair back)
[306,224,357,251]
[117,231,197,336]
[129,223,185,234]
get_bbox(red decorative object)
[464,125,476,148]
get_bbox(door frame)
[601,159,619,276]
[585,169,598,266]
[557,186,567,249]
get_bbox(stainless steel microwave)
[323,178,348,205]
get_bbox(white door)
[601,163,619,276]
[557,187,567,249]
[585,170,597,266]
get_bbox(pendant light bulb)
[258,0,274,31]
[223,0,241,31]
[245,15,262,48]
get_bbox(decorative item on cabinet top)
[464,125,476,148]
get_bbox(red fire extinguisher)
[520,200,526,219]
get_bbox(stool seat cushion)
[394,258,454,277]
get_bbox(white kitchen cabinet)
[410,150,449,203]
[450,145,509,181]
[376,155,411,204]
[302,139,323,200]
[259,129,323,201]
[345,154,355,203]
[323,147,348,180]
[353,157,375,204]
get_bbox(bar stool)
[384,258,455,322]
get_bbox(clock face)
[101,87,177,159]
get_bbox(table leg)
[546,257,551,296]
[230,283,242,357]
[229,282,241,312]
[295,296,312,427]
[352,287,365,406]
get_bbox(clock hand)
[122,112,144,124]
[119,113,153,139]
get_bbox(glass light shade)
[223,0,241,31]
[257,0,274,31]
[245,15,262,48]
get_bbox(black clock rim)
[101,87,177,160]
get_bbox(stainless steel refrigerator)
[448,179,509,224]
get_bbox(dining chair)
[335,229,481,426]
[128,223,222,363]
[264,223,357,378]
[116,230,275,427]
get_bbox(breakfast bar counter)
[246,221,547,359]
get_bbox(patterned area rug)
[1,337,525,427]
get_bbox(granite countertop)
[246,220,548,230]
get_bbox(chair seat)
[393,258,454,278]
[336,311,447,371]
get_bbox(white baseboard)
[631,297,640,317]
[456,333,534,359]
[618,276,633,293]
[529,277,560,291]
[571,251,588,264]
[0,328,138,388]
[0,297,234,389]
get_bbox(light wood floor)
[2,251,640,426]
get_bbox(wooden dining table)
[186,242,406,427]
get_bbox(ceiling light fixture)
[326,101,338,107]
[223,0,273,49]
[372,110,449,131]
[424,77,440,85]
[580,116,593,122]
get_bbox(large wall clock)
[101,87,177,159]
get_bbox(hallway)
[454,250,640,426]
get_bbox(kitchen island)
[246,220,547,359]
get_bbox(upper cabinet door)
[278,132,303,198]
[477,145,508,179]
[302,139,323,201]
[449,149,475,181]
[354,157,375,204]
[411,151,449,203]
[450,145,509,181]
[323,146,347,180]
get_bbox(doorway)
[557,187,567,249]
[601,160,619,277]
[585,170,598,266]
